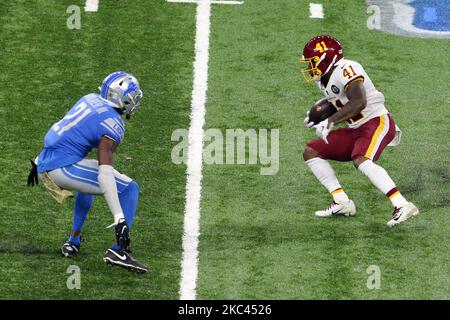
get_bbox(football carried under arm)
[97,136,125,225]
[305,98,337,127]
[327,80,367,126]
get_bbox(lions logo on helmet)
[99,71,143,119]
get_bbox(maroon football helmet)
[300,35,344,83]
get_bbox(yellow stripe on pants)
[364,116,386,158]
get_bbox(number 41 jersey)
[37,93,125,173]
[316,58,389,128]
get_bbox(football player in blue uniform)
[28,71,147,273]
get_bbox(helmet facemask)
[300,55,323,83]
[99,72,143,119]
[300,52,339,84]
[122,89,143,119]
[300,35,344,84]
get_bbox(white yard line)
[84,0,99,12]
[179,0,211,301]
[309,3,324,19]
[169,0,242,300]
[167,0,243,4]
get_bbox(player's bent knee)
[303,146,319,161]
[353,156,370,168]
[127,180,141,197]
[128,180,140,194]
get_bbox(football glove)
[314,119,333,144]
[303,111,314,128]
[27,160,38,186]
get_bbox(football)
[308,98,337,124]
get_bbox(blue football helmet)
[99,71,143,118]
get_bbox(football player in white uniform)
[301,35,419,227]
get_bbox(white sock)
[390,193,409,208]
[113,213,126,225]
[306,158,349,203]
[358,160,408,207]
[331,188,350,203]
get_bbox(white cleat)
[315,200,356,218]
[387,202,419,227]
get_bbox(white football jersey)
[315,58,388,128]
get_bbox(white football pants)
[47,159,133,195]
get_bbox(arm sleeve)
[341,63,365,91]
[97,113,125,144]
[98,165,125,225]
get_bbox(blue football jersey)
[37,93,125,173]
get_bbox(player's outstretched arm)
[97,136,125,225]
[327,81,367,125]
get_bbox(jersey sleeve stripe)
[103,134,119,143]
[115,119,125,132]
[106,116,125,132]
[344,76,365,91]
[100,122,121,140]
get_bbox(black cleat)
[115,220,131,252]
[61,240,80,258]
[103,247,148,273]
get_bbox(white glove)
[314,119,333,144]
[303,111,314,128]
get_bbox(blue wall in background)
[411,0,450,31]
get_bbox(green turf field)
[0,0,449,299]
